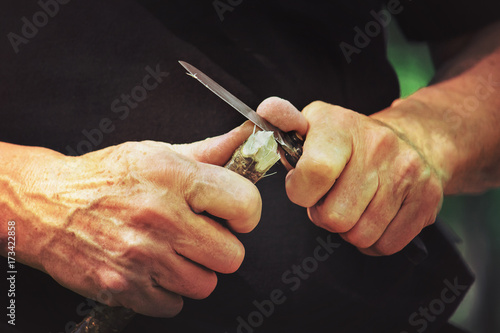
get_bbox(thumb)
[171,121,255,166]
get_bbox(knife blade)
[178,60,303,167]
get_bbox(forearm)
[0,142,68,269]
[372,44,500,194]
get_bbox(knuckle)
[376,125,397,147]
[393,151,425,192]
[287,158,338,208]
[301,157,337,184]
[302,100,331,119]
[327,213,356,233]
[130,198,181,230]
[239,185,262,217]
[342,230,377,249]
[163,296,184,317]
[314,205,357,233]
[403,151,425,178]
[105,274,130,295]
[357,247,380,257]
[304,100,327,112]
[132,198,159,219]
[95,270,130,302]
[119,243,148,265]
[116,141,140,153]
[182,163,204,198]
[366,125,397,157]
[91,277,133,309]
[427,213,438,227]
[224,241,245,273]
[377,123,396,141]
[286,183,310,207]
[190,273,218,300]
[373,238,403,256]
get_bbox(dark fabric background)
[396,0,500,41]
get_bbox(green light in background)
[386,20,435,97]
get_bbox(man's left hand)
[257,97,444,256]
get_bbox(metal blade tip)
[178,61,194,74]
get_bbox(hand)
[257,97,444,256]
[25,123,261,317]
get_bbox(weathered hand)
[30,123,261,317]
[257,97,444,256]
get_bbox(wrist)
[370,88,460,193]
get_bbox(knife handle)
[403,236,428,265]
[281,131,304,168]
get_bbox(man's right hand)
[0,123,261,317]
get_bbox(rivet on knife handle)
[281,131,304,168]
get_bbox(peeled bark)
[225,129,281,183]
